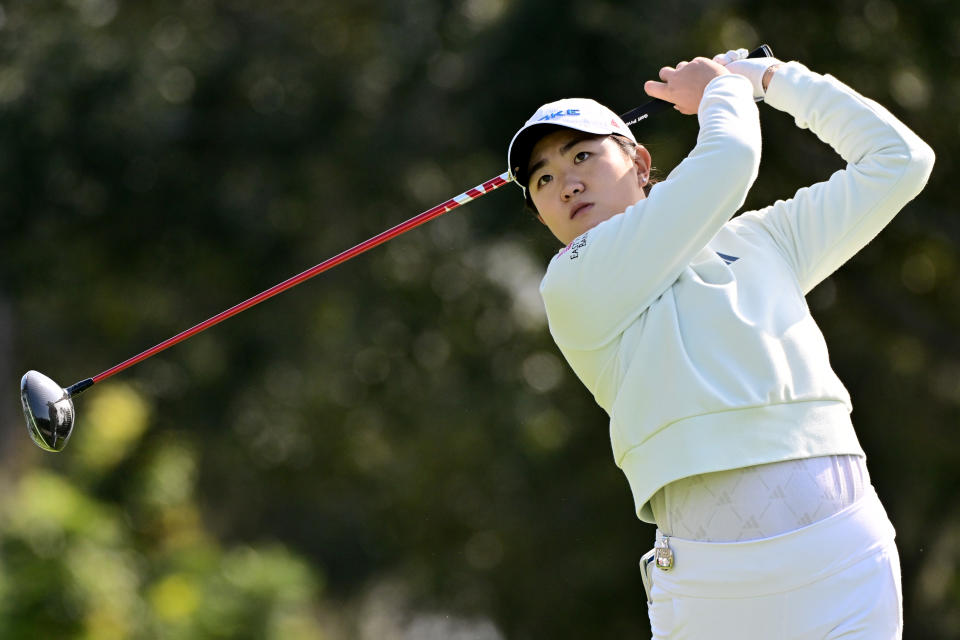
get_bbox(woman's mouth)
[570,203,593,219]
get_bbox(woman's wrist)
[762,64,783,92]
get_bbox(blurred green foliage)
[1,0,957,638]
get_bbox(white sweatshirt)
[538,62,935,523]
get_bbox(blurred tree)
[1,0,957,638]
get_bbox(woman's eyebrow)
[559,136,588,155]
[527,137,590,180]
[527,157,548,181]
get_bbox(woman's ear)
[634,144,653,185]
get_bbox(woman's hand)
[644,57,729,115]
[712,48,783,99]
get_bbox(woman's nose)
[561,181,583,201]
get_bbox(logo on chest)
[716,251,739,265]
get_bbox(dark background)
[1,1,956,638]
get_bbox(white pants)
[640,489,902,639]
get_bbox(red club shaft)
[90,172,513,384]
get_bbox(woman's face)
[527,130,651,245]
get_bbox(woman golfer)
[507,49,934,639]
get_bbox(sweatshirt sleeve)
[539,74,761,351]
[733,62,936,294]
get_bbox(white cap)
[507,98,636,194]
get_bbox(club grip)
[620,44,774,126]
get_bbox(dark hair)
[522,133,657,216]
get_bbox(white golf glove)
[712,48,783,99]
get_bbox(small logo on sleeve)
[558,233,589,260]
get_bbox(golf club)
[21,45,773,452]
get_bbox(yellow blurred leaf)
[149,573,201,621]
[76,383,151,472]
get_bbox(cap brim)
[508,123,566,190]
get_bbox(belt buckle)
[654,536,674,571]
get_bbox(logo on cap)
[537,108,581,122]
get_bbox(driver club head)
[20,370,75,452]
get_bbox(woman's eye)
[535,174,553,189]
[574,151,591,163]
